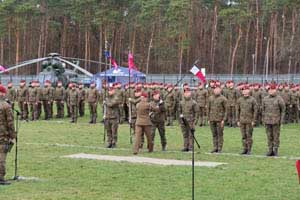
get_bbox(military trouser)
[166,106,174,126]
[55,100,65,118]
[37,102,42,119]
[18,101,28,120]
[180,120,195,150]
[284,104,290,124]
[226,106,236,126]
[240,123,253,151]
[0,144,8,180]
[196,106,206,126]
[42,100,51,120]
[29,102,38,121]
[88,102,97,123]
[105,118,119,145]
[118,105,125,123]
[210,121,224,151]
[134,125,153,154]
[265,124,281,149]
[66,100,71,117]
[70,104,78,123]
[255,106,262,126]
[50,101,53,118]
[79,100,85,117]
[289,104,299,123]
[151,121,167,148]
[130,118,144,147]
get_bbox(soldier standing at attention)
[86,82,99,124]
[78,83,86,117]
[207,84,227,153]
[133,92,153,155]
[65,83,72,118]
[5,81,16,111]
[68,83,79,123]
[251,83,263,126]
[179,88,197,152]
[41,80,52,120]
[49,83,55,119]
[104,87,119,148]
[195,82,208,126]
[165,85,175,126]
[262,84,285,156]
[224,80,239,127]
[54,81,65,118]
[36,81,42,119]
[0,85,15,185]
[150,90,167,151]
[278,84,291,123]
[236,85,257,155]
[290,85,299,123]
[17,80,29,121]
[28,81,39,121]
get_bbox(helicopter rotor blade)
[57,57,93,78]
[0,57,51,75]
[61,56,109,66]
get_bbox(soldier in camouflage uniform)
[16,80,29,121]
[68,83,79,123]
[65,84,72,118]
[251,83,264,126]
[0,85,15,185]
[195,82,208,126]
[41,80,52,120]
[115,82,125,123]
[5,81,16,111]
[224,80,239,127]
[78,83,86,117]
[150,91,167,151]
[36,81,42,119]
[236,85,257,155]
[54,81,65,118]
[278,84,291,123]
[28,81,39,121]
[165,85,175,126]
[104,87,119,148]
[133,92,153,155]
[179,88,197,152]
[86,82,99,124]
[49,84,55,119]
[207,84,227,153]
[262,84,285,156]
[289,85,299,123]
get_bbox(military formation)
[0,80,299,156]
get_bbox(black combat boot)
[162,145,167,151]
[106,143,112,148]
[181,148,189,152]
[111,143,116,148]
[273,148,278,157]
[0,177,10,185]
[210,149,218,153]
[266,148,274,156]
[240,149,248,155]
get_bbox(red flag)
[110,58,118,70]
[296,160,300,184]
[128,53,136,70]
[0,65,6,72]
[190,65,206,83]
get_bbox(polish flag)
[190,65,206,83]
[128,53,136,70]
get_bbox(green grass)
[0,106,300,200]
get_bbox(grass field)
[0,107,300,200]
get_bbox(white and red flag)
[190,65,206,83]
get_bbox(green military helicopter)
[0,53,95,87]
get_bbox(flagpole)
[128,50,132,144]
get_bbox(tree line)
[0,0,300,76]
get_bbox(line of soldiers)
[1,79,299,157]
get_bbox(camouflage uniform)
[49,86,55,119]
[17,86,29,120]
[251,88,264,125]
[134,100,153,154]
[36,84,42,119]
[54,86,65,118]
[5,87,16,111]
[86,86,99,124]
[28,86,39,121]
[41,86,52,120]
[179,96,197,151]
[104,94,119,147]
[289,90,299,123]
[65,87,71,117]
[278,88,291,123]
[0,96,15,183]
[207,94,227,152]
[78,87,86,117]
[262,93,285,156]
[236,95,257,154]
[224,87,239,127]
[68,88,79,123]
[195,88,208,126]
[150,99,167,150]
[165,90,175,126]
[115,88,125,123]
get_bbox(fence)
[1,74,300,86]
